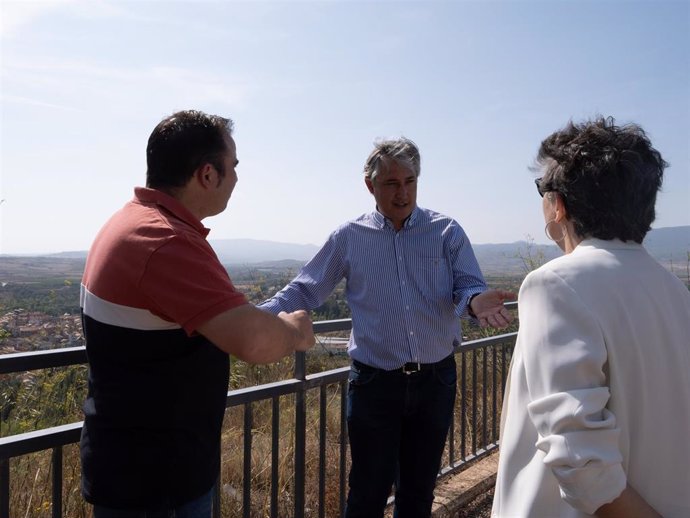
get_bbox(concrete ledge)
[431,452,498,518]
[383,452,498,517]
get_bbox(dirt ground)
[456,488,494,518]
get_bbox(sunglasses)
[535,177,547,197]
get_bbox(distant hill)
[2,226,687,275]
[641,225,690,261]
[210,239,320,265]
[474,226,689,275]
[472,242,561,275]
[212,226,689,274]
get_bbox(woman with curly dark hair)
[492,117,690,518]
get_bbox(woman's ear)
[552,192,569,223]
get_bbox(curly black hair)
[146,110,233,190]
[537,116,667,243]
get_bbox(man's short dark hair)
[146,110,234,190]
[537,116,667,243]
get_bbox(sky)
[1,0,688,255]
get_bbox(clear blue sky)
[1,0,688,255]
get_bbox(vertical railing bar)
[492,345,498,443]
[472,350,478,455]
[294,350,306,381]
[501,345,508,395]
[318,385,327,518]
[271,396,280,518]
[339,380,347,518]
[447,355,456,468]
[447,398,455,468]
[482,347,488,450]
[52,447,63,518]
[460,351,467,461]
[0,458,8,518]
[294,351,307,518]
[243,403,253,518]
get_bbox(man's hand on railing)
[279,310,316,351]
[470,289,517,329]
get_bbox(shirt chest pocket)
[413,255,452,293]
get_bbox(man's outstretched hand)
[470,289,517,328]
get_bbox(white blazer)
[492,239,690,518]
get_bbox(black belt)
[353,353,455,376]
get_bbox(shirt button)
[406,306,410,310]
[410,331,414,335]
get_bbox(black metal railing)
[0,307,517,518]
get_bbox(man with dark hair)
[259,137,515,518]
[80,109,315,518]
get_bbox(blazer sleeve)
[518,268,626,514]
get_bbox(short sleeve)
[140,234,248,335]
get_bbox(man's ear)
[194,163,217,190]
[365,177,375,195]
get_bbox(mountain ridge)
[4,226,688,275]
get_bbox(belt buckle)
[402,362,421,375]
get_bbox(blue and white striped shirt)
[259,206,487,370]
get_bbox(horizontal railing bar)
[225,378,302,406]
[0,347,87,374]
[456,332,517,352]
[0,422,82,459]
[302,367,350,388]
[0,333,517,377]
[437,446,498,479]
[0,302,519,375]
[312,319,353,333]
[224,367,351,407]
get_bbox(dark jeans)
[93,489,212,518]
[345,354,457,518]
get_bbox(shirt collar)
[371,206,421,230]
[575,237,644,252]
[133,187,210,238]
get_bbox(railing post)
[0,457,9,518]
[318,385,327,518]
[472,350,478,455]
[339,380,347,518]
[294,351,307,518]
[243,403,253,518]
[492,346,498,443]
[52,447,63,518]
[461,351,467,460]
[482,348,488,449]
[271,397,280,518]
